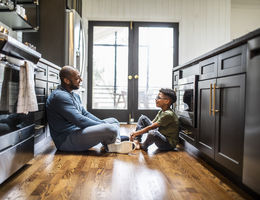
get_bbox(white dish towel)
[17,61,38,114]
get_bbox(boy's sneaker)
[107,141,136,154]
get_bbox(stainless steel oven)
[0,32,41,184]
[0,56,34,184]
[175,75,198,141]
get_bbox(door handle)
[209,84,212,116]
[134,74,139,79]
[128,75,133,80]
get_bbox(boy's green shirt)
[153,109,179,147]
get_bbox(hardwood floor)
[0,125,253,200]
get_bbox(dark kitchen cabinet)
[174,28,260,195]
[197,79,216,158]
[34,58,60,153]
[197,74,245,177]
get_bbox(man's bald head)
[59,66,82,92]
[60,66,77,83]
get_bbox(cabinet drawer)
[35,80,47,111]
[35,80,47,96]
[217,45,246,77]
[0,125,34,151]
[35,62,48,81]
[48,67,60,83]
[48,82,59,96]
[0,136,34,184]
[199,56,218,80]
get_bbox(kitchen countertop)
[173,28,260,71]
[39,58,61,70]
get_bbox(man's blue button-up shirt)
[46,85,105,148]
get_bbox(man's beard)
[70,83,79,90]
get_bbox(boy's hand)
[130,132,136,141]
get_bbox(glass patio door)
[87,22,131,122]
[131,22,178,121]
[87,21,178,122]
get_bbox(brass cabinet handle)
[209,84,212,116]
[134,74,139,79]
[128,75,133,80]
[213,83,220,115]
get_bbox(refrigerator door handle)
[80,18,86,78]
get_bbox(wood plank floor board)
[0,125,254,200]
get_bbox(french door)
[87,21,178,122]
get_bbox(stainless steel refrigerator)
[243,36,260,195]
[65,9,86,78]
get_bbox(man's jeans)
[59,118,120,151]
[136,115,173,151]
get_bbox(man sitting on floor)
[46,66,135,153]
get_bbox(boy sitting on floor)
[130,88,179,151]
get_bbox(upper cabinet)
[0,0,39,32]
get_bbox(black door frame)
[87,21,179,122]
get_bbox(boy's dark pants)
[135,115,173,151]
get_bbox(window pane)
[92,26,128,109]
[138,27,173,110]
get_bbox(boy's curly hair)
[160,88,177,104]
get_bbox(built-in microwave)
[175,75,198,139]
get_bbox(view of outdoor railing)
[92,85,160,110]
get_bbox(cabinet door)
[197,79,216,158]
[215,74,245,177]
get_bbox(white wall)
[231,0,260,40]
[82,0,231,65]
